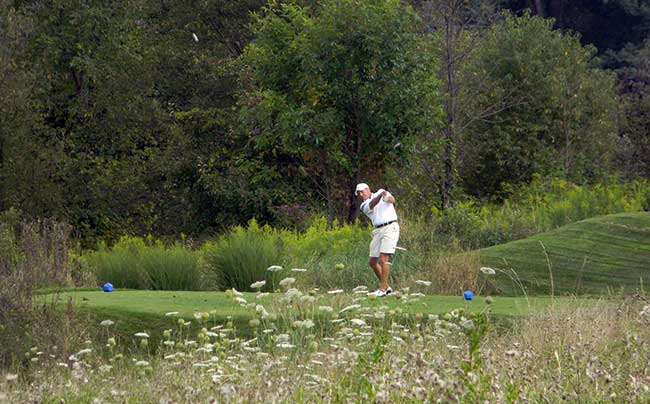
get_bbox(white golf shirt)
[360,189,398,227]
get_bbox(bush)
[201,220,285,292]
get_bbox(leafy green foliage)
[240,0,441,221]
[461,13,618,197]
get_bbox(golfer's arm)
[369,192,384,209]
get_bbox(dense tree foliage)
[240,0,441,222]
[1,0,649,242]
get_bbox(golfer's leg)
[379,253,391,290]
[369,257,382,281]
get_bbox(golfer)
[356,183,399,297]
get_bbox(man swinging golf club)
[356,182,400,297]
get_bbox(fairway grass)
[481,212,650,295]
[45,289,605,343]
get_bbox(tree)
[460,13,618,197]
[240,0,440,223]
[614,40,650,179]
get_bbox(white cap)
[355,183,369,193]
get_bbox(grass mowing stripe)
[481,212,650,295]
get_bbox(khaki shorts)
[369,222,400,257]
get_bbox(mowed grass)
[45,289,604,344]
[481,212,650,295]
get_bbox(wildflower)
[291,268,308,273]
[300,295,316,304]
[327,289,344,295]
[165,312,179,317]
[134,332,150,339]
[107,337,116,347]
[276,343,296,349]
[99,365,113,373]
[318,306,334,313]
[163,341,175,347]
[256,292,270,300]
[339,304,361,314]
[266,265,284,272]
[135,360,150,367]
[250,280,266,290]
[461,320,474,330]
[234,297,248,305]
[480,266,496,275]
[350,319,366,327]
[57,362,68,368]
[279,277,296,288]
[410,292,425,297]
[415,280,432,287]
[5,373,18,382]
[100,319,115,327]
[249,319,261,328]
[76,348,92,356]
[163,329,172,339]
[298,319,315,329]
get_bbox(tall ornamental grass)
[201,220,285,292]
[140,241,201,291]
[89,236,201,290]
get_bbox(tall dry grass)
[0,214,88,370]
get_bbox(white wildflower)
[291,268,308,273]
[234,297,248,305]
[318,306,334,313]
[276,343,295,349]
[339,304,361,314]
[134,332,150,339]
[327,289,344,295]
[76,348,92,356]
[256,292,270,300]
[279,277,296,288]
[415,280,432,287]
[135,360,150,367]
[98,365,113,373]
[250,280,266,290]
[165,312,179,317]
[100,319,114,327]
[480,266,496,275]
[266,265,284,272]
[350,319,366,327]
[5,373,18,382]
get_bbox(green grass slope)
[480,212,650,295]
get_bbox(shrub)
[201,220,285,292]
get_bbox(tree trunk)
[442,9,458,210]
[529,0,545,17]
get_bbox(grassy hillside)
[480,212,650,295]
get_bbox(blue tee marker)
[463,290,474,300]
[103,283,114,292]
